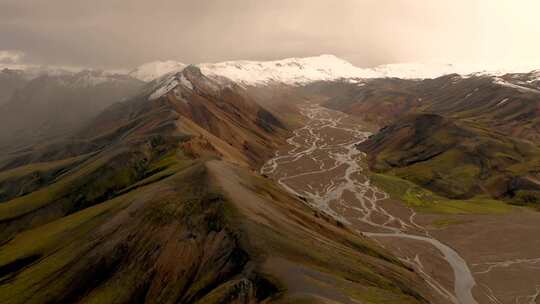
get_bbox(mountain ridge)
[131,55,540,84]
[5,55,540,87]
[0,62,442,304]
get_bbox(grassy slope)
[0,147,439,304]
[0,153,92,203]
[0,146,260,304]
[0,74,441,303]
[207,160,438,304]
[358,113,540,209]
[0,136,187,241]
[370,173,512,215]
[319,77,540,210]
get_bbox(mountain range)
[319,73,540,205]
[1,55,539,303]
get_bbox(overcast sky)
[0,0,539,70]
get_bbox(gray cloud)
[0,0,539,70]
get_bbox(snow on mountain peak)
[371,63,477,79]
[137,55,540,89]
[372,62,540,80]
[197,54,378,86]
[129,61,186,82]
[64,70,141,88]
[194,55,522,85]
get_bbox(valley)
[0,66,441,304]
[2,55,540,304]
[3,2,540,303]
[262,102,540,304]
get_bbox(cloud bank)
[0,0,538,70]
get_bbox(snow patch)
[496,98,510,107]
[149,77,179,100]
[527,70,540,83]
[147,69,196,101]
[178,74,193,90]
[493,77,540,94]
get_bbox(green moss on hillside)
[359,113,540,209]
[371,173,512,214]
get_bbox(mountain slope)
[323,73,540,142]
[0,69,29,106]
[0,157,437,304]
[358,114,540,204]
[0,66,442,303]
[321,74,540,207]
[0,71,145,151]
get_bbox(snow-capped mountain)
[371,63,491,79]
[0,64,86,80]
[129,60,186,82]
[134,55,379,86]
[0,65,138,86]
[137,55,540,90]
[195,55,517,85]
[197,55,379,85]
[372,62,540,79]
[54,70,143,88]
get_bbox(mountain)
[371,63,540,79]
[131,56,540,88]
[0,69,29,106]
[0,66,441,304]
[357,113,540,204]
[122,55,540,208]
[0,70,145,151]
[197,54,380,86]
[322,72,540,141]
[4,54,540,303]
[318,72,540,207]
[129,55,375,86]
